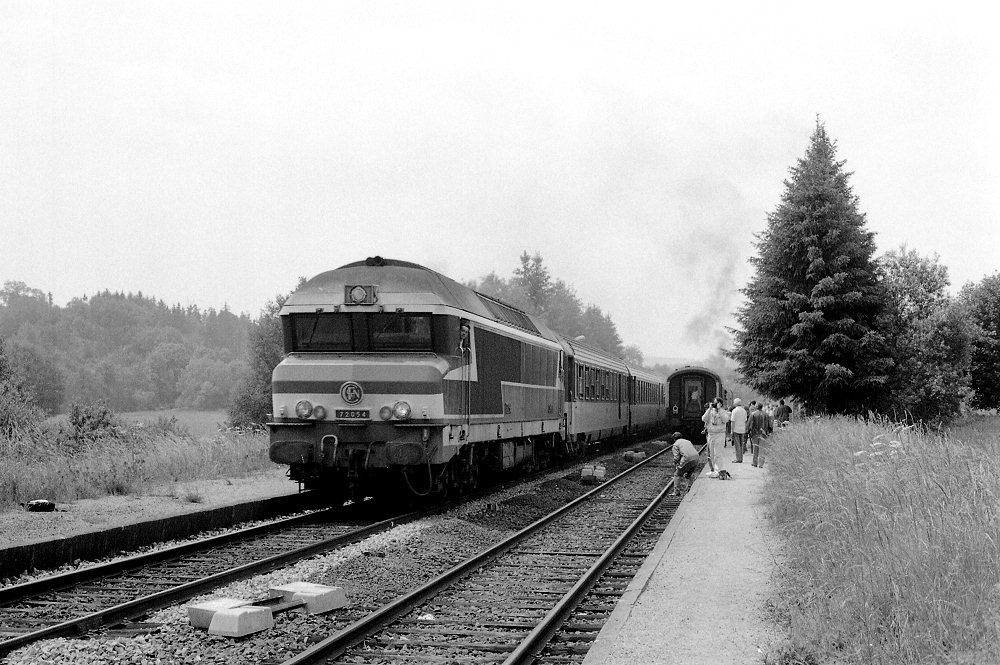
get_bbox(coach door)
[683,377,704,418]
[617,373,622,420]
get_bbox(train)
[665,365,727,442]
[266,257,719,502]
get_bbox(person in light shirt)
[701,398,729,478]
[730,398,748,463]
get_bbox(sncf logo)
[340,381,364,405]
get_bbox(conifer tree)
[728,122,891,414]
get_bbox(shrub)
[53,401,120,453]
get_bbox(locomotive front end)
[267,259,472,500]
[269,351,454,494]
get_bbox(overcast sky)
[2,1,997,362]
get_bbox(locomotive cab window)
[290,313,352,351]
[370,313,432,351]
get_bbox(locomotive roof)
[283,257,558,341]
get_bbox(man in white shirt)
[730,398,748,463]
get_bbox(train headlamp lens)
[312,405,327,419]
[379,406,393,421]
[349,286,367,304]
[392,401,412,420]
[295,400,313,418]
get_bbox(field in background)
[764,413,1000,665]
[1,410,274,511]
[118,409,230,437]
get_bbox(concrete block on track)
[269,581,347,614]
[186,598,252,629]
[207,605,274,637]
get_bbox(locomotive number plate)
[336,409,369,419]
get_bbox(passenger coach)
[666,365,726,442]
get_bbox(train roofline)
[282,257,560,342]
[556,334,662,382]
[665,365,723,383]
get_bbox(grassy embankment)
[0,410,274,511]
[765,413,1000,665]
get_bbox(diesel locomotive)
[267,257,667,501]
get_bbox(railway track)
[279,447,684,665]
[0,505,420,658]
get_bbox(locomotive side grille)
[475,293,541,336]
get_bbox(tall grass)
[765,414,1000,664]
[0,422,273,511]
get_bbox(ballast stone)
[208,605,274,637]
[269,582,347,614]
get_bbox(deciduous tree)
[228,292,291,427]
[961,272,1000,410]
[879,247,974,423]
[513,251,552,313]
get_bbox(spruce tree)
[728,122,891,414]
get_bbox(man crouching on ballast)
[670,431,700,496]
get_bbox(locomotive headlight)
[392,401,412,420]
[379,405,393,421]
[349,285,368,304]
[312,405,327,420]
[295,400,313,418]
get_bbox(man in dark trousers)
[748,402,768,467]
[670,432,700,496]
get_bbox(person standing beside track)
[775,399,792,426]
[748,402,768,468]
[701,398,729,478]
[730,398,748,463]
[669,432,700,496]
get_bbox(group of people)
[669,397,792,496]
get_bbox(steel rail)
[0,506,338,604]
[502,480,675,664]
[279,447,673,665]
[0,508,422,658]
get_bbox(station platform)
[583,458,786,665]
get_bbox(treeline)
[469,252,645,366]
[729,121,1000,424]
[0,282,251,416]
